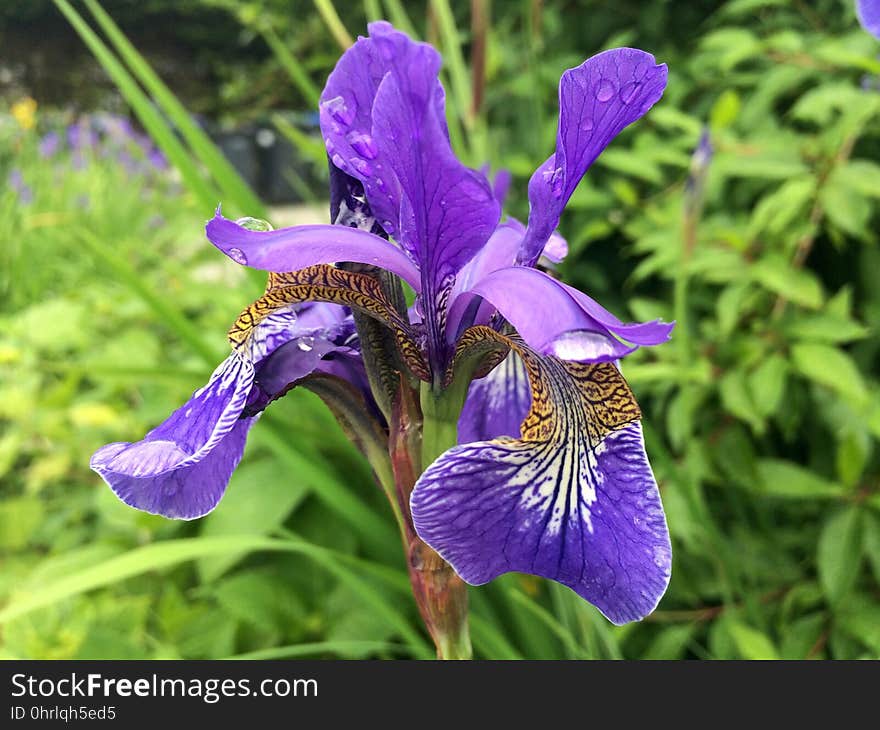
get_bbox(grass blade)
[83,0,265,217]
[53,0,220,212]
[313,0,354,49]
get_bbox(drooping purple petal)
[91,354,256,519]
[519,48,668,265]
[450,266,672,362]
[458,353,531,443]
[412,420,670,624]
[91,301,362,519]
[858,0,880,38]
[205,210,422,291]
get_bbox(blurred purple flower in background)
[8,169,33,204]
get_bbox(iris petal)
[519,48,668,265]
[91,354,255,519]
[205,211,421,291]
[411,327,671,624]
[858,0,880,39]
[458,353,531,443]
[452,266,671,363]
[91,296,363,519]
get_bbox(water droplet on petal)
[227,247,248,265]
[346,131,378,159]
[595,79,615,102]
[350,157,372,176]
[321,95,356,126]
[382,219,395,233]
[619,81,640,104]
[542,166,565,197]
[375,177,387,192]
[581,117,594,133]
[324,138,335,155]
[331,153,347,171]
[297,337,314,352]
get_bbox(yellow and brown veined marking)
[228,264,430,381]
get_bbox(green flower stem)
[389,378,472,660]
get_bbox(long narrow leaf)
[83,0,265,217]
[53,0,220,211]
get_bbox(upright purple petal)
[519,48,667,265]
[205,210,422,291]
[858,0,880,39]
[319,22,500,371]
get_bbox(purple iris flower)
[858,0,880,38]
[8,169,33,204]
[92,22,673,625]
[39,131,61,158]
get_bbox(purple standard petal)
[451,266,672,362]
[91,354,256,519]
[519,48,667,265]
[858,0,880,39]
[319,22,500,370]
[205,209,421,291]
[458,353,531,443]
[412,341,671,624]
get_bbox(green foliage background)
[2,0,879,659]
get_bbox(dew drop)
[595,79,615,102]
[350,157,372,176]
[297,337,314,352]
[619,81,640,104]
[382,219,395,233]
[581,117,594,133]
[346,131,378,159]
[227,247,248,265]
[320,95,357,126]
[331,153,347,171]
[375,177,387,192]
[542,166,565,197]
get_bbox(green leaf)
[751,255,823,309]
[197,459,310,582]
[748,354,788,418]
[710,89,741,130]
[784,313,869,344]
[728,621,780,659]
[53,0,220,211]
[83,0,265,216]
[0,498,43,551]
[862,513,880,585]
[756,459,847,499]
[643,623,698,660]
[820,178,872,239]
[720,370,763,431]
[817,506,863,606]
[790,343,868,404]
